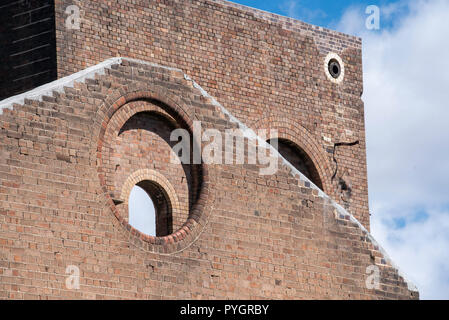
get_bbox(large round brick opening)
[99,99,203,243]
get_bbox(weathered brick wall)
[0,59,418,299]
[53,0,370,228]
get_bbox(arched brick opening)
[135,180,173,236]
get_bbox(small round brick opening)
[129,185,157,236]
[120,168,186,241]
[328,59,341,79]
[129,180,173,237]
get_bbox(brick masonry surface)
[0,58,418,299]
[0,0,419,300]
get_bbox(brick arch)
[121,169,184,237]
[104,100,180,138]
[253,116,334,195]
[94,87,213,254]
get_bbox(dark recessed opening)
[328,59,341,79]
[268,138,323,190]
[129,180,173,237]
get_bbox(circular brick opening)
[324,52,345,84]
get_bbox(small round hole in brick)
[328,59,341,79]
[128,180,173,237]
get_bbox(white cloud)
[337,0,449,299]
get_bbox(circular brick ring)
[251,115,334,196]
[324,52,345,84]
[95,87,212,254]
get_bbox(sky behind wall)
[129,0,449,299]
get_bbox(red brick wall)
[54,0,370,228]
[0,60,418,299]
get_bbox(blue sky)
[128,0,449,299]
